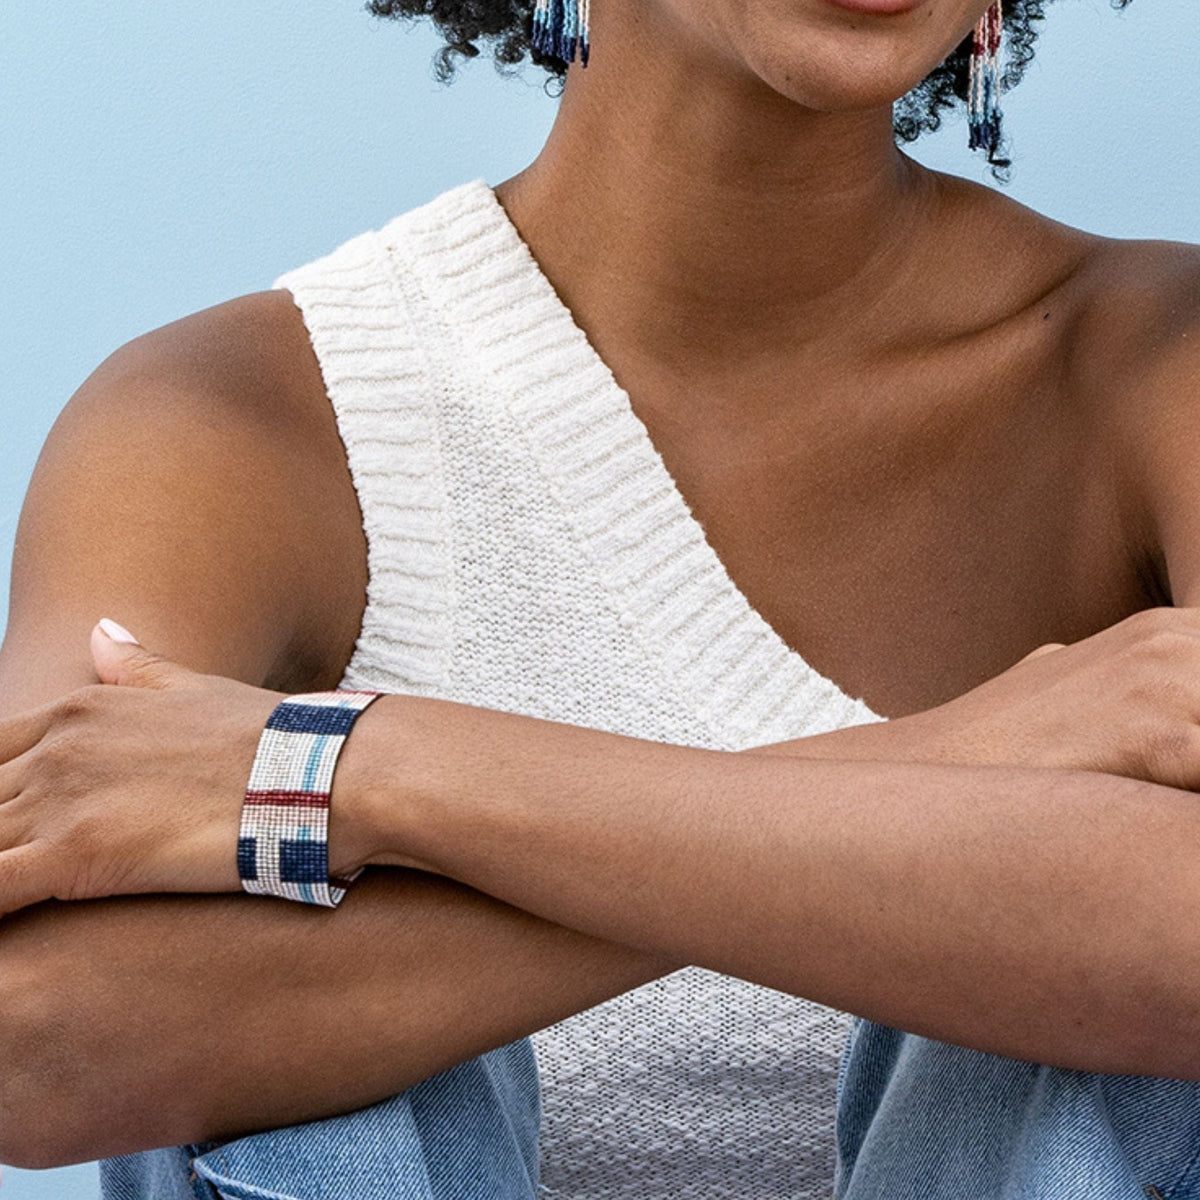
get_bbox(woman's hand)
[771,606,1200,790]
[0,621,287,913]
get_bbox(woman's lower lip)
[822,0,929,13]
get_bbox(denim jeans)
[101,1020,1200,1200]
[835,1020,1200,1200]
[99,1040,540,1200]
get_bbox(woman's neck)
[495,21,949,377]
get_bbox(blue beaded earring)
[968,0,1004,157]
[532,0,591,66]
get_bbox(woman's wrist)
[327,693,457,878]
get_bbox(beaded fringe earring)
[967,0,1004,158]
[532,0,591,66]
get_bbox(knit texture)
[272,179,886,1200]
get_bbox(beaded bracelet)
[238,690,384,907]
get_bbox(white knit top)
[272,179,886,1200]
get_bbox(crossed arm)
[0,305,688,1167]
[5,290,1200,1168]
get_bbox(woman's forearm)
[346,694,1200,1080]
[0,695,954,1166]
[8,689,1193,1168]
[0,872,669,1168]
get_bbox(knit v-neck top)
[272,179,886,1200]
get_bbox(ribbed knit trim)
[389,180,884,746]
[272,231,453,695]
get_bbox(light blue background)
[2,2,1197,1197]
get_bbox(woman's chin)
[725,2,974,112]
[749,49,940,114]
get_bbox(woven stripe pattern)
[239,690,384,906]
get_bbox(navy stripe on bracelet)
[238,690,384,907]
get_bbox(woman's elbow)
[0,902,169,1168]
[0,977,100,1168]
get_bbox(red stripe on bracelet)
[244,789,333,807]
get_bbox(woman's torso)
[236,178,1191,1197]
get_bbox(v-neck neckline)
[390,178,885,745]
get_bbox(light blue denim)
[98,1040,540,1200]
[835,1019,1200,1199]
[100,1015,1200,1199]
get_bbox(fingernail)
[98,617,141,645]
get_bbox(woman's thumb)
[91,618,192,689]
[1018,641,1068,663]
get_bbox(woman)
[1,0,1198,1197]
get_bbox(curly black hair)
[366,0,1131,175]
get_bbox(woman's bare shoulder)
[3,290,367,702]
[1065,234,1200,419]
[101,288,333,429]
[1076,232,1200,337]
[944,179,1200,605]
[1060,234,1200,603]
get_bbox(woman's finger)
[1017,642,1067,663]
[0,693,75,768]
[0,748,28,806]
[0,843,54,917]
[0,795,31,852]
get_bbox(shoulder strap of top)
[271,214,453,695]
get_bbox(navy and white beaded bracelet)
[238,690,384,907]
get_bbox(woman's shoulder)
[95,289,346,490]
[58,289,369,689]
[1073,231,1200,348]
[964,167,1200,416]
[942,171,1200,598]
[1060,229,1200,603]
[1064,231,1200,426]
[112,289,331,421]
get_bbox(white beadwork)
[239,690,381,907]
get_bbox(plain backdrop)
[2,1,1198,1196]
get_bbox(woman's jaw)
[585,0,991,113]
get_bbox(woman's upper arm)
[0,288,366,712]
[1089,244,1200,607]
